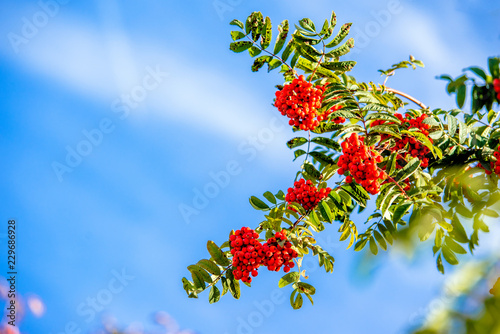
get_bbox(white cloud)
[0,12,289,143]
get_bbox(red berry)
[274,77,344,131]
[285,178,331,211]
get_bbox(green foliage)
[184,9,500,309]
[228,10,357,80]
[439,57,500,111]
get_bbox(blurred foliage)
[409,260,500,334]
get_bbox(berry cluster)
[338,133,387,195]
[274,75,342,130]
[229,228,298,283]
[372,113,432,168]
[230,227,262,283]
[261,231,297,273]
[285,178,332,211]
[478,144,500,176]
[494,78,500,101]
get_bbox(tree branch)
[369,87,428,109]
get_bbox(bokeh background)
[0,0,499,333]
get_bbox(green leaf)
[296,58,337,78]
[396,158,420,182]
[326,23,352,48]
[318,201,333,222]
[249,196,271,211]
[281,39,295,62]
[354,238,368,251]
[319,19,330,35]
[260,16,272,49]
[341,183,369,208]
[229,19,244,29]
[251,55,271,72]
[268,59,282,72]
[483,208,499,218]
[437,254,445,274]
[450,215,469,243]
[230,279,241,299]
[209,286,221,304]
[401,130,439,158]
[221,277,229,296]
[320,60,356,72]
[309,151,335,165]
[197,259,221,276]
[393,202,413,223]
[287,137,308,149]
[190,270,205,290]
[249,12,264,42]
[229,41,252,53]
[329,11,337,32]
[386,152,398,176]
[369,236,378,255]
[248,46,262,57]
[304,163,321,180]
[447,115,458,137]
[456,84,466,108]
[325,38,354,58]
[278,272,300,288]
[226,270,241,299]
[310,122,344,134]
[311,137,341,151]
[263,191,277,204]
[374,230,387,251]
[292,291,303,309]
[458,121,467,144]
[381,189,401,219]
[487,110,497,124]
[464,66,487,80]
[299,18,316,32]
[188,265,212,283]
[207,241,230,266]
[442,246,459,265]
[297,43,322,60]
[309,210,325,231]
[295,282,316,295]
[445,236,467,254]
[488,57,500,78]
[231,31,246,41]
[294,149,307,161]
[274,20,289,54]
[365,113,402,124]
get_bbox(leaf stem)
[244,34,295,73]
[303,131,312,166]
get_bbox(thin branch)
[369,87,428,109]
[382,170,411,201]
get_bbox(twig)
[369,87,428,109]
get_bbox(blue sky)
[0,0,499,333]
